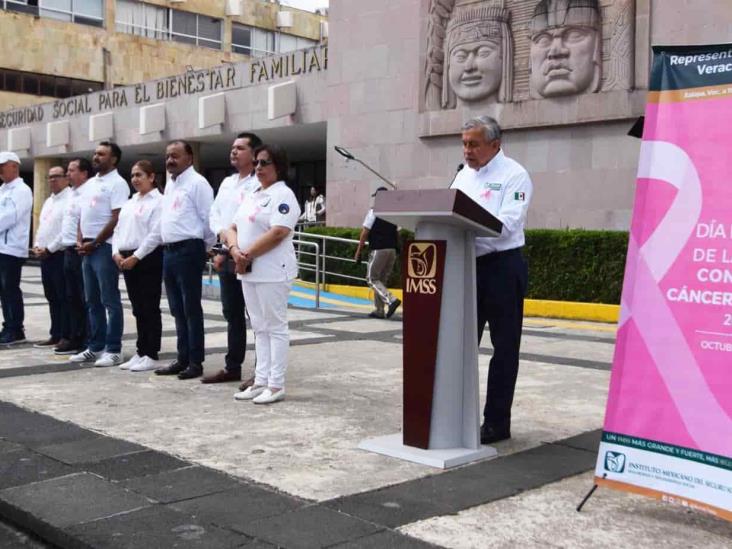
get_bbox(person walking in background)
[154,140,215,381]
[53,158,92,356]
[0,151,32,345]
[354,187,401,319]
[299,185,325,225]
[226,144,300,405]
[113,161,163,373]
[70,141,129,367]
[202,132,262,385]
[32,165,71,348]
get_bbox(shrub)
[297,226,628,304]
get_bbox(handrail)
[293,239,320,308]
[293,231,369,288]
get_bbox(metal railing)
[204,232,364,310]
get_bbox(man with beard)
[202,132,262,385]
[154,140,215,380]
[69,142,129,366]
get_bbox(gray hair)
[462,116,502,141]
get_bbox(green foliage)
[298,226,629,304]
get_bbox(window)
[232,23,317,57]
[0,68,103,98]
[1,0,103,27]
[116,0,222,50]
[232,23,274,57]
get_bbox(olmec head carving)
[443,1,513,108]
[529,0,601,98]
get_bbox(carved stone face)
[448,38,503,104]
[530,24,599,97]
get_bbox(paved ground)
[0,266,729,548]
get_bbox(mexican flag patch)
[514,192,525,201]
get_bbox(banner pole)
[576,473,606,512]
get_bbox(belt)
[118,250,135,258]
[162,238,199,251]
[81,238,95,243]
[476,247,522,264]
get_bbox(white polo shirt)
[34,187,71,253]
[112,189,162,260]
[59,181,93,248]
[0,177,33,258]
[209,172,258,237]
[234,180,301,283]
[451,150,532,256]
[160,166,215,248]
[79,169,130,242]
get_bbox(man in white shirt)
[299,186,325,224]
[70,142,129,367]
[0,151,32,346]
[32,165,71,348]
[154,140,215,381]
[202,132,262,385]
[450,116,532,444]
[53,158,93,355]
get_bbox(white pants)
[241,280,291,389]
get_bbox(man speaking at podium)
[450,116,532,444]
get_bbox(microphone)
[449,163,464,188]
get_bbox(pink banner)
[596,44,732,521]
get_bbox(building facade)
[0,0,730,235]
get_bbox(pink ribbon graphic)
[619,140,732,455]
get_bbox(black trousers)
[0,253,24,334]
[218,263,246,374]
[41,252,68,340]
[121,248,163,359]
[63,248,86,346]
[476,248,528,430]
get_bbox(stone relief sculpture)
[528,0,602,99]
[425,0,513,110]
[424,0,635,110]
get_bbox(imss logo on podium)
[406,242,438,294]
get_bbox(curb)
[294,282,620,324]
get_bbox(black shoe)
[386,299,402,319]
[34,337,60,348]
[177,364,203,380]
[155,361,187,376]
[0,331,26,346]
[368,310,385,319]
[480,423,511,444]
[54,339,84,355]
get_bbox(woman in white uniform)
[112,160,163,372]
[225,144,300,404]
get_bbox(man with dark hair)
[54,158,92,354]
[32,165,72,348]
[69,142,129,366]
[202,132,262,384]
[155,140,215,380]
[0,151,32,345]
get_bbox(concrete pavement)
[0,266,728,548]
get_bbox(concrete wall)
[324,0,732,230]
[0,1,325,110]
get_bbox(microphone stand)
[334,146,398,190]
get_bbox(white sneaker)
[119,354,143,370]
[130,356,159,372]
[94,352,123,367]
[253,388,285,404]
[234,385,266,401]
[69,348,98,363]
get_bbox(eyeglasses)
[254,159,274,168]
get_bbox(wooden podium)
[358,189,503,468]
